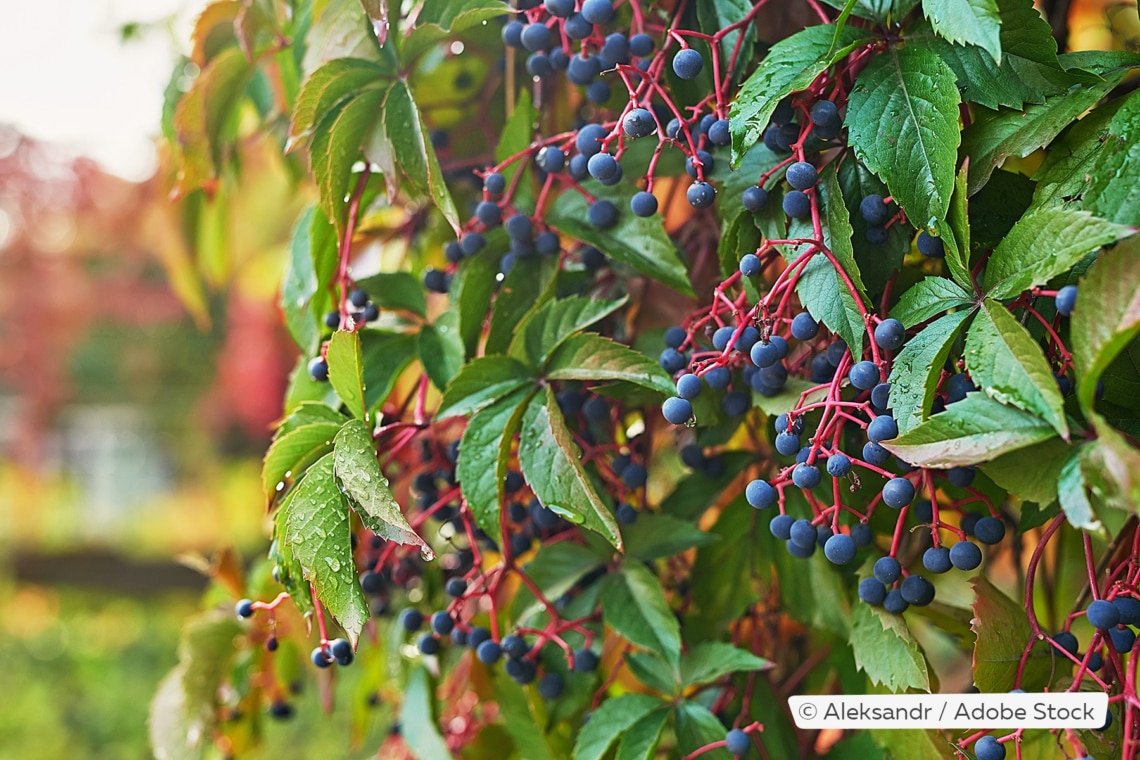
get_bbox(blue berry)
[739,253,761,276]
[235,599,255,619]
[882,477,915,508]
[676,373,702,400]
[874,319,905,351]
[947,466,975,488]
[631,191,658,217]
[824,534,857,565]
[769,514,794,540]
[672,48,704,79]
[574,648,599,672]
[722,390,751,416]
[923,547,952,574]
[708,119,731,146]
[867,415,898,442]
[1087,600,1120,630]
[949,541,982,571]
[544,0,574,16]
[1055,285,1077,316]
[476,639,502,664]
[742,186,768,212]
[1109,626,1135,653]
[900,574,935,605]
[664,326,687,349]
[581,0,614,24]
[475,200,502,227]
[974,517,1005,545]
[330,638,354,665]
[871,382,891,411]
[713,326,736,351]
[599,32,630,67]
[782,190,811,219]
[461,232,485,255]
[792,463,821,490]
[851,523,873,547]
[916,231,945,258]
[859,194,890,225]
[536,146,565,173]
[538,672,564,700]
[874,556,902,584]
[575,123,607,156]
[1114,596,1140,626]
[659,348,687,373]
[520,23,553,51]
[484,172,505,194]
[883,589,909,614]
[725,728,750,756]
[859,578,887,605]
[789,518,816,548]
[308,357,329,382]
[863,441,890,466]
[622,463,648,488]
[445,578,466,597]
[312,646,334,668]
[848,361,879,390]
[974,736,1006,760]
[662,397,693,424]
[399,608,423,632]
[587,153,619,181]
[826,340,847,366]
[790,312,819,341]
[629,32,653,56]
[785,161,818,190]
[865,226,889,245]
[588,200,618,229]
[774,432,801,456]
[746,479,777,509]
[622,108,656,138]
[810,100,840,129]
[502,20,524,47]
[751,340,779,368]
[827,453,851,477]
[687,181,716,208]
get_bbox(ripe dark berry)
[739,253,761,276]
[417,633,440,655]
[705,366,731,389]
[676,373,702,399]
[875,556,903,584]
[707,119,731,146]
[349,289,369,308]
[882,477,915,508]
[265,636,279,652]
[587,152,619,181]
[824,534,857,565]
[774,431,800,457]
[1055,285,1077,316]
[949,541,982,571]
[312,646,333,668]
[588,200,618,229]
[863,441,890,466]
[785,162,818,190]
[923,547,952,574]
[792,463,821,489]
[468,627,492,650]
[399,608,424,632]
[745,479,777,509]
[1114,596,1140,626]
[502,20,524,47]
[787,537,815,558]
[622,108,656,138]
[883,589,909,614]
[725,729,750,756]
[575,123,607,156]
[859,194,890,225]
[431,611,455,636]
[687,181,716,209]
[324,310,341,329]
[900,574,935,606]
[616,502,638,524]
[330,638,354,666]
[476,639,502,664]
[916,231,945,258]
[629,33,654,56]
[810,100,840,129]
[790,312,819,341]
[545,0,574,16]
[662,396,693,424]
[974,736,1006,760]
[631,191,658,217]
[460,232,485,256]
[789,518,816,548]
[362,303,380,322]
[769,514,794,540]
[574,648,600,672]
[874,319,905,351]
[501,634,528,659]
[445,577,466,597]
[974,517,1005,545]
[308,357,329,382]
[520,23,552,52]
[848,361,879,390]
[580,0,614,24]
[1087,599,1120,630]
[751,340,779,368]
[782,190,811,219]
[713,325,736,351]
[659,348,687,373]
[664,326,687,349]
[423,269,450,293]
[1109,626,1135,653]
[859,578,887,605]
[235,599,255,619]
[484,172,505,194]
[947,466,975,488]
[827,453,851,477]
[536,146,565,173]
[672,49,704,79]
[623,463,648,488]
[742,186,768,212]
[867,415,898,442]
[871,382,892,411]
[268,700,295,720]
[538,672,565,700]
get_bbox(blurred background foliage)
[0,0,1136,759]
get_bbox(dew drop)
[325,557,342,572]
[420,545,436,561]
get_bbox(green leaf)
[752,377,827,417]
[1073,237,1140,414]
[837,157,911,295]
[282,206,321,353]
[686,496,765,640]
[457,386,536,541]
[437,356,534,419]
[601,562,681,667]
[978,435,1073,505]
[334,418,429,554]
[277,400,347,438]
[941,159,974,289]
[327,329,367,418]
[418,310,465,391]
[262,421,341,498]
[384,81,461,232]
[822,164,868,297]
[868,728,956,760]
[289,58,387,150]
[511,541,607,626]
[452,244,502,358]
[970,575,1053,691]
[1079,414,1140,513]
[1032,98,1123,208]
[961,76,1119,195]
[846,45,962,228]
[626,651,678,695]
[849,603,930,691]
[496,681,560,760]
[1084,90,1140,226]
[279,453,369,645]
[572,694,665,760]
[983,207,1133,299]
[890,277,972,328]
[661,452,753,520]
[969,168,1037,250]
[622,513,718,561]
[924,0,1002,63]
[302,0,388,76]
[353,272,427,317]
[1058,450,1099,530]
[545,333,675,396]
[729,24,866,163]
[546,185,692,295]
[402,0,510,62]
[519,387,623,549]
[615,706,672,760]
[881,393,1057,467]
[680,642,773,687]
[674,702,732,760]
[509,296,628,370]
[310,87,385,230]
[402,666,452,760]
[486,255,558,354]
[888,310,973,434]
[359,330,417,412]
[964,299,1068,437]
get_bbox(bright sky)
[0,0,205,181]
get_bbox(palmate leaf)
[890,277,972,328]
[1072,236,1140,412]
[970,575,1052,691]
[846,45,961,229]
[509,296,629,370]
[401,0,511,62]
[261,421,341,499]
[282,206,321,353]
[437,355,534,420]
[1057,450,1099,530]
[1084,90,1140,226]
[572,694,666,760]
[888,310,973,434]
[600,563,682,667]
[849,603,930,691]
[923,0,1002,63]
[544,333,675,396]
[326,329,367,419]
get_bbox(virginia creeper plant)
[151,0,1140,758]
